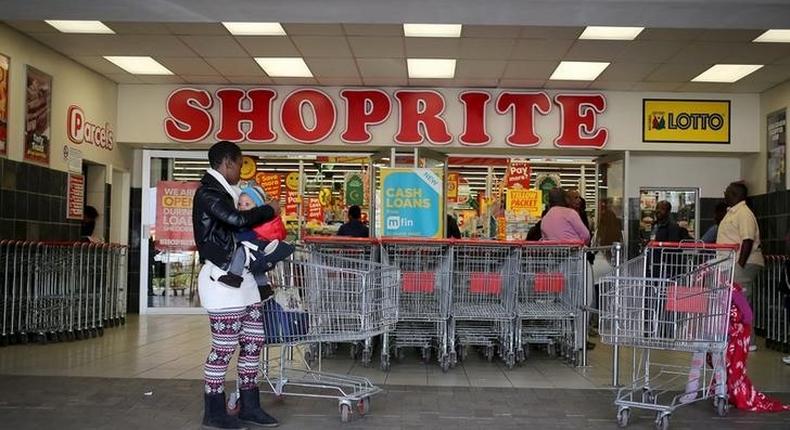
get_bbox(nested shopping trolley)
[449,240,519,368]
[753,255,789,352]
[515,241,585,366]
[244,249,399,422]
[303,236,381,366]
[598,242,737,430]
[379,238,452,371]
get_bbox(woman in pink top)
[540,188,591,244]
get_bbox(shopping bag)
[535,272,565,293]
[262,287,309,343]
[402,271,435,293]
[469,272,502,295]
[253,217,287,241]
[666,285,708,314]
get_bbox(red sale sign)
[305,197,324,222]
[506,160,531,189]
[254,172,281,200]
[285,189,299,215]
[155,181,199,251]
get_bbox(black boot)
[239,387,279,427]
[203,392,247,430]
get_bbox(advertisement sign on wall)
[24,66,52,164]
[380,168,443,238]
[506,160,531,189]
[155,181,200,251]
[254,172,282,200]
[767,109,786,192]
[305,197,324,222]
[447,172,459,203]
[643,99,730,144]
[66,174,84,220]
[506,189,542,217]
[344,172,364,206]
[0,54,8,156]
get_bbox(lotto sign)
[254,172,281,200]
[380,168,443,238]
[506,189,542,217]
[643,99,730,144]
[155,181,199,250]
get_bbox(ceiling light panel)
[579,26,644,40]
[404,23,462,38]
[407,58,456,78]
[753,29,790,43]
[549,61,610,80]
[222,22,286,36]
[104,56,173,75]
[691,64,763,83]
[45,20,114,34]
[255,57,313,77]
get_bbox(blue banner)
[381,168,443,238]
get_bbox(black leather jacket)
[192,172,274,269]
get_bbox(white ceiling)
[7,21,790,92]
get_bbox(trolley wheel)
[547,343,555,357]
[339,403,352,423]
[226,392,240,416]
[421,347,432,364]
[449,351,458,368]
[55,331,65,343]
[37,333,48,345]
[396,348,406,362]
[380,354,391,371]
[440,355,450,373]
[350,343,359,360]
[18,333,29,345]
[616,408,630,428]
[67,331,76,342]
[505,353,516,370]
[484,346,494,362]
[0,335,8,347]
[458,345,468,362]
[361,350,372,367]
[98,327,104,337]
[357,397,371,416]
[642,389,656,404]
[655,413,669,430]
[120,317,126,326]
[715,397,728,417]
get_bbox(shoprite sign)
[164,88,609,149]
[643,99,730,144]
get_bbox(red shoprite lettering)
[67,105,114,150]
[163,88,608,148]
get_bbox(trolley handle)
[450,239,522,246]
[302,235,379,245]
[647,241,740,250]
[379,237,454,245]
[522,240,585,248]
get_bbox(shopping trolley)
[234,249,399,422]
[598,242,737,430]
[515,241,585,366]
[303,236,380,366]
[753,255,789,352]
[449,240,519,368]
[379,238,452,371]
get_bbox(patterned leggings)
[204,304,265,394]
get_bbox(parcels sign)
[643,99,730,144]
[506,189,542,217]
[381,168,443,238]
[155,181,199,250]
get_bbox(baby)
[216,185,293,292]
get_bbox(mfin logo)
[643,99,730,144]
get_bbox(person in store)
[701,201,728,243]
[80,206,103,243]
[446,213,462,239]
[540,188,590,244]
[566,188,590,231]
[526,208,549,241]
[337,205,369,238]
[651,200,691,242]
[717,182,764,352]
[192,141,281,429]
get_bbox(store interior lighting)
[692,64,764,83]
[403,23,462,37]
[45,20,115,34]
[104,56,173,75]
[578,26,644,40]
[549,61,610,81]
[407,58,456,78]
[222,22,286,36]
[254,57,313,77]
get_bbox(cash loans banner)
[380,168,443,238]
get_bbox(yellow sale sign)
[506,189,542,217]
[643,99,730,144]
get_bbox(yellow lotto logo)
[643,99,730,144]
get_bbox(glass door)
[638,187,700,248]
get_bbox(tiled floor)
[2,315,790,429]
[2,314,789,392]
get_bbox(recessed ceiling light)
[222,22,286,36]
[549,61,610,80]
[45,20,114,34]
[407,58,456,78]
[692,64,763,83]
[103,56,173,75]
[579,26,644,40]
[254,57,313,77]
[403,24,462,38]
[753,29,790,43]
